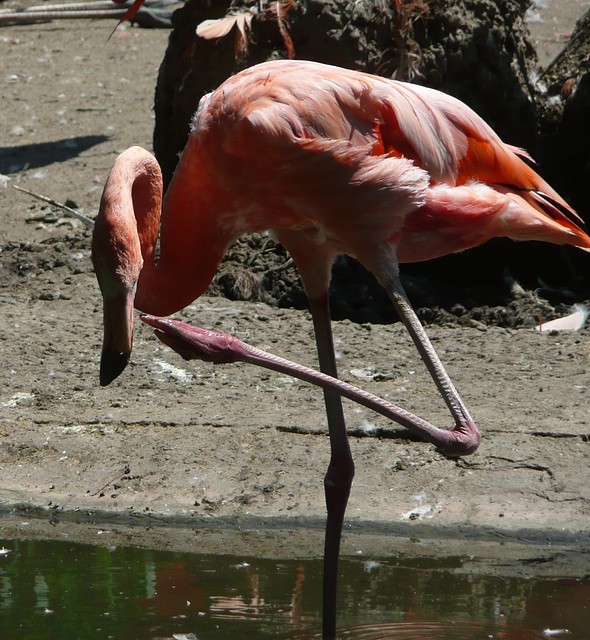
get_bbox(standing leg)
[270,230,354,638]
[309,292,354,640]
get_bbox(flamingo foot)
[140,314,246,363]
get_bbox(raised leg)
[309,293,355,640]
[385,276,478,445]
[141,314,480,455]
[355,242,480,452]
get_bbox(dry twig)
[13,184,95,229]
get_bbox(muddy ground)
[1,4,590,575]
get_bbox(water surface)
[0,538,586,639]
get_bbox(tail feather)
[457,123,588,236]
[490,146,590,250]
[502,187,590,251]
[529,190,587,232]
[380,81,590,251]
[507,179,590,250]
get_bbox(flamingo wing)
[377,81,588,239]
[192,60,589,255]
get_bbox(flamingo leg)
[309,292,355,640]
[140,314,479,455]
[385,276,477,437]
[271,230,355,638]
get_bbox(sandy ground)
[1,4,590,573]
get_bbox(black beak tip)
[99,350,131,386]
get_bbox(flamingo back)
[185,60,589,265]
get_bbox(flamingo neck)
[134,145,231,317]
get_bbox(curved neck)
[135,179,228,315]
[125,145,231,317]
[135,141,232,316]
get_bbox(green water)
[0,537,586,639]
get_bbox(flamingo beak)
[99,291,135,386]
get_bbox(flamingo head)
[91,146,162,386]
[92,180,144,386]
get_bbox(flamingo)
[91,59,590,640]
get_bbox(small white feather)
[535,304,589,332]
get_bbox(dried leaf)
[196,11,253,57]
[275,0,295,58]
[107,0,146,41]
[275,0,295,20]
[196,12,252,41]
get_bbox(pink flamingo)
[92,59,590,639]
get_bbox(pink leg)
[140,314,481,455]
[356,245,481,454]
[272,232,352,638]
[385,276,479,451]
[309,293,354,640]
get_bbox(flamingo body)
[94,60,589,334]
